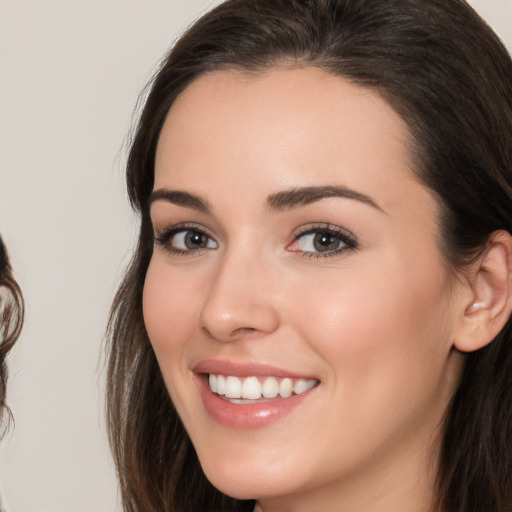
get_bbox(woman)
[106,0,512,510]
[0,237,23,437]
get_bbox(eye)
[288,225,357,257]
[172,230,217,250]
[155,225,218,255]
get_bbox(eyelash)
[288,223,357,259]
[153,223,357,258]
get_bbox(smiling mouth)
[208,374,319,403]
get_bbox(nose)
[199,250,280,342]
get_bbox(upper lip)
[193,359,318,380]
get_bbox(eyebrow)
[266,185,384,213]
[149,185,383,214]
[149,189,210,212]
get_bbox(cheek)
[142,259,199,359]
[291,254,454,401]
[142,258,209,420]
[284,260,457,469]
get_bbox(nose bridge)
[199,242,279,341]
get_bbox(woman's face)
[144,68,466,508]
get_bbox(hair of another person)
[106,1,512,511]
[0,237,24,437]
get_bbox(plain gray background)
[0,1,510,511]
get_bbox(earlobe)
[454,230,512,353]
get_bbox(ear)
[454,230,512,353]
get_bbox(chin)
[205,472,289,502]
[197,446,312,501]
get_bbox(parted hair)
[0,237,23,437]
[106,1,512,510]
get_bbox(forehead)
[154,67,428,216]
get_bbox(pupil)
[313,232,339,252]
[186,231,206,248]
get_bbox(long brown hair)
[0,236,24,437]
[106,1,512,510]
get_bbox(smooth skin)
[143,68,512,512]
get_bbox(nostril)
[202,324,261,342]
[235,327,256,334]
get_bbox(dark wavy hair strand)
[0,237,24,437]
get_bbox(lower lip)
[197,375,316,429]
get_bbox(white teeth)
[262,377,279,398]
[293,379,308,395]
[209,374,217,393]
[225,376,242,398]
[279,378,293,398]
[208,374,318,400]
[242,376,262,399]
[293,379,316,394]
[216,375,226,395]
